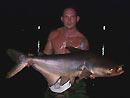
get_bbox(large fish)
[6,47,124,88]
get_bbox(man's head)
[61,8,80,29]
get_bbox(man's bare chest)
[51,35,82,49]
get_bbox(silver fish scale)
[32,57,83,75]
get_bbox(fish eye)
[109,68,113,71]
[117,66,122,72]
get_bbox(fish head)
[104,65,124,77]
[91,64,124,77]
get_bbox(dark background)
[0,0,130,98]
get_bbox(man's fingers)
[28,53,34,56]
[90,75,95,79]
[27,60,34,67]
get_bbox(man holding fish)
[6,7,124,98]
[43,7,90,98]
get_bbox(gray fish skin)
[31,53,85,75]
[6,47,124,86]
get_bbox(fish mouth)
[107,65,124,76]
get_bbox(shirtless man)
[43,8,90,97]
[43,8,89,55]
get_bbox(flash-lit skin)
[61,8,79,30]
[43,8,89,55]
[43,27,89,54]
[43,8,91,80]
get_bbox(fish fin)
[6,63,28,78]
[32,64,60,86]
[7,49,26,62]
[65,46,84,53]
[60,76,69,86]
[40,72,60,86]
[6,49,28,78]
[79,68,92,80]
[46,74,60,86]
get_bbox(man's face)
[61,8,80,29]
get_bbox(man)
[43,8,90,98]
[43,8,89,54]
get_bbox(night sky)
[0,0,130,98]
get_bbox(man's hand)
[28,53,34,56]
[89,74,95,79]
[27,53,34,67]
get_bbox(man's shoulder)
[77,31,86,38]
[49,27,62,40]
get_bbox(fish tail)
[6,49,28,78]
[7,49,26,62]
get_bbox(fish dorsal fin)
[60,76,69,86]
[65,46,85,53]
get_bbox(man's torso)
[51,27,86,54]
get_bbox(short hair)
[62,7,78,16]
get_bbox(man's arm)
[43,38,53,55]
[79,38,89,51]
[43,30,59,55]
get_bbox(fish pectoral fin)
[65,46,83,53]
[32,64,60,86]
[47,74,60,86]
[79,68,92,80]
[60,76,69,86]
